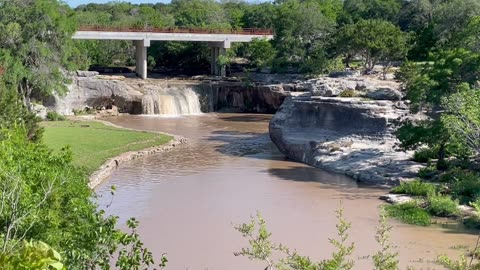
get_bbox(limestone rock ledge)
[269,95,424,187]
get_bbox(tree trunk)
[437,143,448,171]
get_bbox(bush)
[391,180,436,196]
[339,89,357,97]
[426,194,459,217]
[0,240,65,270]
[442,169,480,204]
[413,148,438,163]
[0,127,163,269]
[464,215,480,229]
[418,165,438,179]
[46,111,66,121]
[385,202,431,226]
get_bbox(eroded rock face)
[269,96,423,186]
[53,76,144,115]
[51,75,288,115]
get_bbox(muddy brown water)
[97,113,477,270]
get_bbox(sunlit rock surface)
[269,95,423,186]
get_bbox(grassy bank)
[42,120,172,173]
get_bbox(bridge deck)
[73,25,274,42]
[72,26,274,78]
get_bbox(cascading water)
[141,85,202,116]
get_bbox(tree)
[338,0,403,25]
[396,49,480,168]
[0,82,42,142]
[273,0,336,73]
[431,0,480,46]
[242,2,276,29]
[0,0,83,106]
[171,0,231,29]
[336,19,409,76]
[441,85,480,157]
[243,38,276,68]
[0,127,165,269]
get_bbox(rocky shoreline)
[268,76,424,187]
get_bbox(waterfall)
[141,86,202,116]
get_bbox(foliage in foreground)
[236,206,480,270]
[0,241,65,270]
[0,127,165,269]
[235,205,397,270]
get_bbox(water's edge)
[86,117,188,189]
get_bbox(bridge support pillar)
[134,40,150,79]
[209,40,230,77]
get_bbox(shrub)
[471,198,480,213]
[418,165,438,179]
[446,170,480,204]
[339,89,357,97]
[427,194,459,217]
[0,240,65,270]
[46,111,66,121]
[391,180,436,196]
[385,202,431,226]
[413,148,438,163]
[463,216,480,229]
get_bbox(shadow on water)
[219,114,273,123]
[266,166,387,199]
[206,130,275,159]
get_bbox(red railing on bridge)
[78,25,274,36]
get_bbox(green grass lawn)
[42,120,172,173]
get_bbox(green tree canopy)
[335,19,409,75]
[0,0,83,104]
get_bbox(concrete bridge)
[73,26,274,79]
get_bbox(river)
[97,113,477,270]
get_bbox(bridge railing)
[78,25,274,36]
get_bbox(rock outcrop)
[269,95,423,186]
[52,76,144,115]
[50,75,288,115]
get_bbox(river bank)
[42,119,185,188]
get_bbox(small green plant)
[46,111,66,121]
[319,205,355,270]
[471,198,480,213]
[391,180,436,196]
[385,202,431,226]
[338,89,357,98]
[449,171,480,204]
[437,234,480,270]
[372,210,399,270]
[418,165,438,179]
[413,148,438,163]
[427,194,459,217]
[235,203,355,270]
[116,218,167,270]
